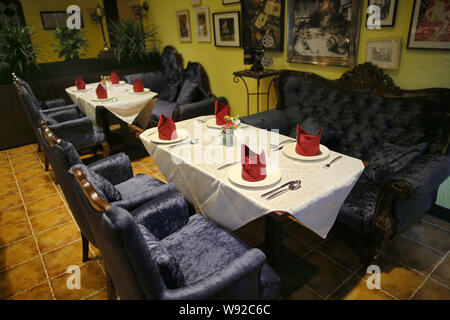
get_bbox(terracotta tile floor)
[0,143,449,300]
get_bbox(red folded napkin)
[157,115,178,140]
[75,77,85,90]
[133,78,144,92]
[110,71,120,84]
[241,145,267,182]
[295,124,322,156]
[96,84,108,99]
[215,100,230,125]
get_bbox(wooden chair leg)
[106,270,116,300]
[102,142,110,158]
[81,234,89,262]
[44,156,49,171]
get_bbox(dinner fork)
[270,139,296,149]
[197,116,214,123]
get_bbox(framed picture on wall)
[194,6,211,42]
[40,11,84,30]
[366,38,402,70]
[241,0,285,52]
[212,11,241,47]
[286,0,363,67]
[407,0,450,50]
[366,0,398,27]
[176,11,192,42]
[223,0,241,4]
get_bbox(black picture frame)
[241,0,285,52]
[212,11,241,47]
[366,0,398,28]
[40,11,84,30]
[407,0,450,50]
[222,0,241,4]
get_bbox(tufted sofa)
[241,63,450,261]
[124,46,223,130]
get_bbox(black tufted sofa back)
[279,75,449,160]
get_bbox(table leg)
[265,212,284,265]
[264,212,314,298]
[96,106,111,143]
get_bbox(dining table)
[65,81,158,141]
[139,115,365,271]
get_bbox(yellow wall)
[146,0,450,207]
[146,0,450,118]
[21,0,112,63]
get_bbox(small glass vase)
[222,129,234,147]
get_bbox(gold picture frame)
[176,10,192,43]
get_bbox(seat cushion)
[176,79,199,106]
[161,214,249,285]
[72,164,122,202]
[337,173,382,235]
[138,224,185,289]
[115,174,163,199]
[365,142,428,183]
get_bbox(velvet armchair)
[38,124,167,262]
[70,166,281,300]
[14,77,109,159]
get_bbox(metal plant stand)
[233,69,280,115]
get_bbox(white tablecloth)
[140,117,364,239]
[65,83,158,124]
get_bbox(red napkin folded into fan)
[241,145,267,182]
[295,124,322,156]
[215,100,230,125]
[158,115,178,140]
[133,78,144,92]
[110,71,120,84]
[75,77,85,90]
[96,84,108,99]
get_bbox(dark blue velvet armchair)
[123,46,224,129]
[241,64,450,262]
[69,165,281,300]
[38,124,167,263]
[13,76,108,160]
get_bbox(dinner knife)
[260,181,292,198]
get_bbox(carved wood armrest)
[72,167,111,213]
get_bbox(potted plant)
[221,115,239,147]
[53,27,89,61]
[108,18,159,64]
[0,21,39,78]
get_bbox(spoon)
[169,138,200,148]
[324,155,343,168]
[266,180,301,200]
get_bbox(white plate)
[227,164,281,188]
[91,96,116,102]
[126,88,150,95]
[282,142,330,161]
[70,87,92,92]
[205,117,241,129]
[147,130,189,144]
